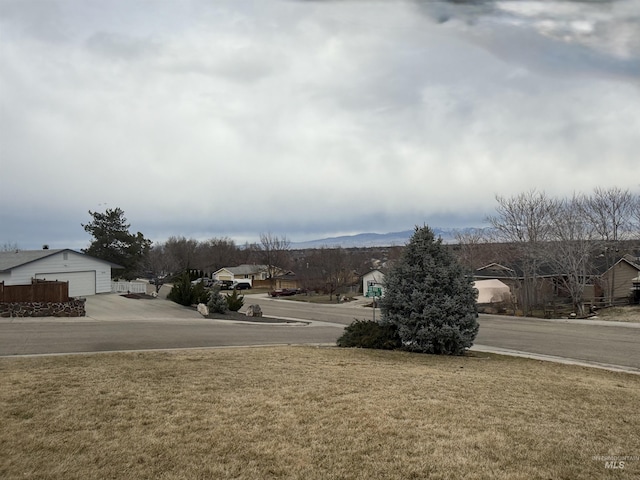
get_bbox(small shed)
[362,269,385,297]
[473,279,511,304]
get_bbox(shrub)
[167,272,210,306]
[207,288,228,314]
[379,225,479,355]
[192,281,211,304]
[225,289,245,312]
[337,320,401,350]
[167,272,194,306]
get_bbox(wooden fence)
[0,279,70,303]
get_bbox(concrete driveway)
[84,293,204,322]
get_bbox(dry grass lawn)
[1,346,639,479]
[594,305,640,323]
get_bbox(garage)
[36,271,97,297]
[0,249,118,296]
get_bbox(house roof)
[0,249,122,272]
[474,261,561,280]
[590,254,640,276]
[214,264,268,276]
[361,268,386,278]
[273,271,297,280]
[475,254,640,280]
[0,249,69,272]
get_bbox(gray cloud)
[1,0,639,249]
[416,0,640,78]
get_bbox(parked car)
[232,282,252,290]
[211,280,234,290]
[269,288,297,297]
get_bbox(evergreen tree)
[380,225,479,355]
[225,289,245,312]
[82,208,151,280]
[167,272,210,307]
[167,272,194,306]
[207,287,228,314]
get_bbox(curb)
[471,344,640,375]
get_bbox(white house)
[362,269,385,297]
[212,264,269,284]
[0,249,119,297]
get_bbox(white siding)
[362,270,385,296]
[4,251,112,295]
[213,269,234,281]
[36,271,96,296]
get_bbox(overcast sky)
[1,0,639,250]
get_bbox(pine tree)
[225,289,245,312]
[167,272,194,306]
[207,287,228,314]
[82,208,151,280]
[380,225,479,355]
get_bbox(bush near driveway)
[167,272,211,306]
[225,289,244,312]
[207,288,228,314]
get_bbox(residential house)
[584,254,640,305]
[0,249,120,297]
[212,264,269,284]
[473,261,562,313]
[271,271,300,290]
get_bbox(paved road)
[1,293,639,374]
[244,294,377,325]
[475,315,640,372]
[0,294,344,356]
[249,296,640,372]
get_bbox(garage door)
[36,271,96,297]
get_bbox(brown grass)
[287,294,357,304]
[593,305,640,323]
[1,347,639,479]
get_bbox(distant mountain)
[291,228,483,249]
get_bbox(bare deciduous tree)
[162,236,199,274]
[303,247,354,299]
[583,186,635,243]
[486,190,560,315]
[631,193,640,240]
[453,228,491,273]
[546,194,596,316]
[259,232,291,286]
[199,237,240,273]
[582,187,636,304]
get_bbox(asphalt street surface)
[1,293,639,374]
